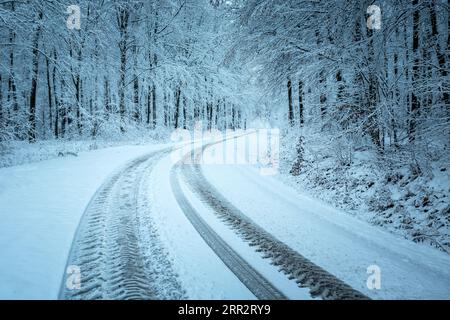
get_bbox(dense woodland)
[0,0,250,142]
[0,0,447,156]
[0,0,448,149]
[0,1,449,248]
[232,0,449,169]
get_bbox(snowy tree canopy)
[0,0,251,141]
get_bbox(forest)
[0,0,449,250]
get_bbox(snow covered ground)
[1,0,448,302]
[201,137,450,299]
[147,151,256,299]
[280,130,450,253]
[1,135,449,300]
[0,144,167,299]
[175,170,313,300]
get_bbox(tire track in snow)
[170,165,287,300]
[180,144,369,300]
[60,149,185,300]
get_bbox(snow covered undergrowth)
[0,143,168,299]
[280,129,450,253]
[0,127,171,169]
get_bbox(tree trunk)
[104,77,110,119]
[147,88,151,125]
[53,50,59,138]
[409,0,420,143]
[319,71,327,118]
[174,86,181,129]
[60,79,67,138]
[8,3,19,138]
[429,0,449,106]
[117,7,130,132]
[28,11,43,143]
[298,81,304,126]
[366,24,381,149]
[119,43,127,132]
[287,79,294,126]
[183,96,187,129]
[46,56,53,138]
[133,78,139,122]
[133,52,140,123]
[75,76,82,135]
[152,84,157,128]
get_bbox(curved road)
[173,143,368,300]
[60,140,368,300]
[60,149,185,300]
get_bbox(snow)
[148,150,255,300]
[177,173,314,300]
[0,134,448,300]
[200,137,450,300]
[280,129,450,253]
[1,0,448,302]
[0,144,168,299]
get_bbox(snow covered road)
[60,148,184,300]
[0,144,170,299]
[1,136,449,300]
[199,136,450,300]
[175,143,369,300]
[171,158,288,300]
